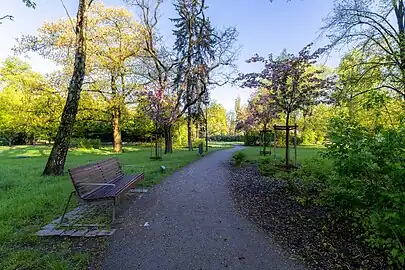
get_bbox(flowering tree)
[246,88,279,154]
[143,84,179,153]
[241,44,333,166]
[245,88,279,130]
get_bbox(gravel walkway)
[101,147,304,270]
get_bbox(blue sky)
[0,0,341,111]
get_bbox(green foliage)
[69,138,101,149]
[237,146,325,164]
[209,135,243,142]
[244,131,273,147]
[292,157,331,205]
[258,157,278,176]
[192,138,205,149]
[0,57,62,145]
[232,152,246,167]
[207,102,229,136]
[324,116,405,266]
[244,132,261,146]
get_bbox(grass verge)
[237,145,326,164]
[0,145,225,269]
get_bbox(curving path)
[102,147,304,270]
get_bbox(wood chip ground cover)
[228,165,388,270]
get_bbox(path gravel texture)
[101,147,304,270]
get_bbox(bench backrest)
[68,158,124,198]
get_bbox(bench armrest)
[78,183,116,187]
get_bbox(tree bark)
[394,1,405,96]
[285,112,290,167]
[42,0,89,176]
[187,110,192,150]
[112,107,122,153]
[263,124,267,156]
[164,124,173,154]
[195,122,199,139]
[111,73,122,153]
[205,107,208,152]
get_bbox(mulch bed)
[228,164,388,270]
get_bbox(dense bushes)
[244,130,306,147]
[232,152,246,167]
[69,138,102,149]
[209,135,244,142]
[249,116,405,267]
[258,157,279,176]
[244,131,274,146]
[323,117,405,267]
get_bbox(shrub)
[324,116,405,267]
[70,138,101,149]
[258,157,278,176]
[292,157,331,205]
[244,132,261,146]
[232,152,246,167]
[244,131,275,146]
[210,135,244,142]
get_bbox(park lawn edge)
[0,145,230,270]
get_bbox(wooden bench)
[61,158,144,223]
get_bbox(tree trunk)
[195,122,199,139]
[26,133,33,145]
[187,110,192,151]
[112,107,122,153]
[394,1,405,96]
[164,124,173,154]
[263,124,267,156]
[42,0,89,176]
[111,73,122,153]
[285,112,290,167]
[205,108,208,152]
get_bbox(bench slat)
[99,159,123,182]
[68,158,143,201]
[82,174,144,200]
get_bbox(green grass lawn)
[0,145,224,270]
[239,145,326,164]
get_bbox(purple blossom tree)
[240,44,333,166]
[238,88,279,155]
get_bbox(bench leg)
[61,191,75,224]
[112,198,116,223]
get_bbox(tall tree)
[323,0,405,98]
[234,96,242,122]
[206,101,228,136]
[171,0,213,151]
[85,3,144,152]
[129,0,238,153]
[0,57,63,145]
[241,44,333,166]
[43,0,92,175]
[227,111,237,135]
[16,3,144,153]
